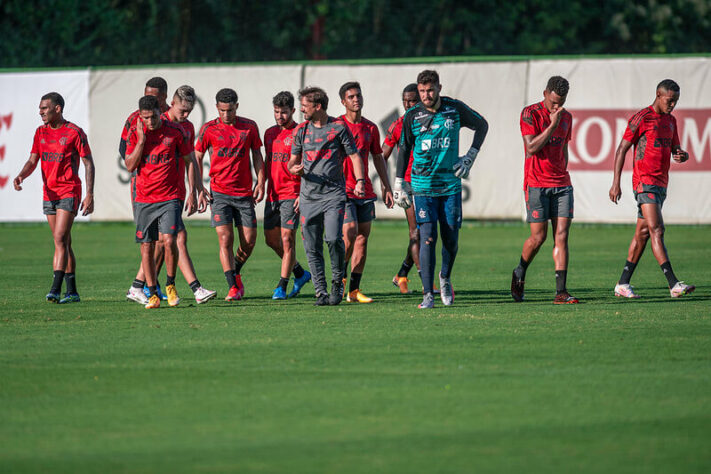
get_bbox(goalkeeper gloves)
[453,147,479,179]
[393,178,412,209]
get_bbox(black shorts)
[43,196,79,215]
[526,186,574,223]
[264,199,299,230]
[134,199,183,243]
[344,198,376,224]
[634,184,667,219]
[210,191,257,228]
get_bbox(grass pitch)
[0,221,709,473]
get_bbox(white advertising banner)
[89,65,303,221]
[0,70,90,221]
[527,58,711,223]
[302,62,528,219]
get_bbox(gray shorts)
[634,184,667,219]
[134,199,183,243]
[344,198,376,224]
[43,196,79,215]
[264,199,299,230]
[526,186,574,223]
[211,191,257,228]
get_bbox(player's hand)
[293,196,300,214]
[354,179,366,197]
[550,106,564,129]
[253,183,265,204]
[673,149,689,163]
[393,178,412,209]
[453,148,478,179]
[197,189,209,213]
[290,163,304,176]
[13,176,23,191]
[80,193,94,215]
[135,118,146,142]
[609,183,622,204]
[382,186,394,209]
[185,194,198,216]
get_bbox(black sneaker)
[314,294,330,306]
[329,279,344,306]
[511,269,525,302]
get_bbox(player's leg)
[414,195,437,309]
[282,199,310,299]
[232,198,257,298]
[511,187,549,302]
[301,202,328,305]
[156,200,182,306]
[438,193,461,306]
[44,205,68,301]
[614,216,648,298]
[550,187,578,304]
[325,199,346,306]
[348,201,375,303]
[212,194,240,301]
[176,228,216,304]
[264,200,288,299]
[136,204,161,308]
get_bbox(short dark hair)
[145,77,168,94]
[173,85,196,106]
[216,88,238,104]
[417,70,439,85]
[403,83,418,94]
[41,92,64,111]
[273,91,294,108]
[657,79,680,93]
[546,76,570,97]
[299,86,329,111]
[139,95,160,112]
[339,81,361,100]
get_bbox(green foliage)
[1,0,709,67]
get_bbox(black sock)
[132,279,145,289]
[189,280,201,293]
[148,285,157,297]
[619,260,637,285]
[293,262,305,279]
[166,275,176,287]
[278,277,289,291]
[660,261,679,287]
[225,270,237,288]
[514,256,529,280]
[555,270,567,294]
[350,272,362,292]
[234,257,245,275]
[64,273,77,294]
[398,259,413,278]
[51,270,65,294]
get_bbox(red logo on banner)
[0,113,13,189]
[567,109,711,171]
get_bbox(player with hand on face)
[263,91,311,300]
[338,81,394,303]
[609,79,695,299]
[511,76,578,304]
[288,86,367,306]
[195,88,265,302]
[14,92,95,303]
[125,95,202,309]
[394,70,488,309]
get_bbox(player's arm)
[125,123,145,172]
[182,153,199,216]
[347,152,367,197]
[80,154,96,215]
[251,147,265,204]
[523,108,564,156]
[288,152,303,176]
[671,124,688,163]
[453,102,489,178]
[372,153,393,208]
[393,115,414,208]
[13,153,40,191]
[609,139,633,204]
[382,143,394,161]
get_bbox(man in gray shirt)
[288,86,366,306]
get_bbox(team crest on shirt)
[162,137,174,146]
[59,136,67,145]
[444,119,454,130]
[283,135,293,147]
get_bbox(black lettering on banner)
[117,154,131,184]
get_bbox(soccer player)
[121,77,171,303]
[394,70,488,309]
[13,92,95,303]
[263,91,312,300]
[338,81,394,303]
[287,86,367,306]
[195,88,265,301]
[511,76,578,304]
[159,85,215,303]
[382,83,421,294]
[609,79,695,298]
[125,95,201,309]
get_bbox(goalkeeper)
[393,69,488,309]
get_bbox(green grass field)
[1,221,709,473]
